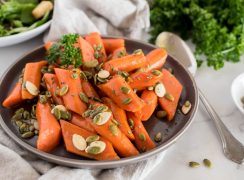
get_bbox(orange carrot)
[102,97,135,140]
[129,70,164,90]
[43,73,64,105]
[36,101,61,152]
[98,75,144,112]
[44,41,54,51]
[158,69,183,121]
[103,53,147,74]
[144,48,167,72]
[78,36,95,68]
[140,90,158,121]
[80,80,99,98]
[2,82,23,108]
[22,61,48,100]
[60,120,119,160]
[70,113,96,133]
[102,39,125,54]
[54,68,87,115]
[127,112,155,152]
[85,32,107,63]
[111,47,126,59]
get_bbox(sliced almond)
[51,105,67,114]
[25,81,39,96]
[93,111,111,125]
[98,70,110,79]
[72,134,87,151]
[154,83,166,97]
[85,141,106,154]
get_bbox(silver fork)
[199,90,244,164]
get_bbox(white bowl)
[231,73,244,114]
[0,20,51,47]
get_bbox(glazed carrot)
[102,39,124,54]
[103,52,147,74]
[158,69,183,121]
[54,68,87,115]
[98,75,144,112]
[127,112,155,152]
[60,120,119,160]
[78,36,95,68]
[140,90,158,121]
[85,32,107,63]
[36,101,61,152]
[43,73,64,105]
[80,80,99,98]
[22,61,48,100]
[143,48,167,72]
[111,47,126,59]
[44,41,54,51]
[70,113,96,133]
[129,70,164,90]
[2,82,22,108]
[102,97,135,140]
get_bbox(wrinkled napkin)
[0,0,166,179]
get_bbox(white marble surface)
[0,35,244,180]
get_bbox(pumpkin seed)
[98,70,110,79]
[128,118,134,129]
[51,105,67,114]
[154,83,166,97]
[83,110,93,118]
[151,70,161,76]
[45,91,52,97]
[164,93,174,102]
[117,71,129,79]
[92,97,103,103]
[203,159,212,168]
[120,86,131,94]
[33,121,39,130]
[182,101,192,115]
[86,135,100,144]
[96,63,104,71]
[19,123,27,133]
[85,141,106,154]
[23,111,30,120]
[86,146,101,155]
[93,111,111,125]
[25,81,39,96]
[189,161,200,168]
[83,59,99,68]
[79,92,89,103]
[123,98,132,105]
[139,133,146,142]
[136,68,146,73]
[167,67,174,74]
[12,113,22,120]
[60,111,72,120]
[112,119,119,126]
[133,49,143,55]
[71,73,79,79]
[72,134,87,151]
[147,86,154,91]
[15,121,23,127]
[16,108,24,115]
[97,76,107,83]
[80,71,88,81]
[21,131,34,138]
[154,132,162,142]
[53,108,61,119]
[109,123,119,136]
[29,125,35,132]
[93,74,98,85]
[59,85,69,96]
[156,111,167,119]
[39,95,47,104]
[34,130,39,135]
[31,105,36,116]
[83,71,93,80]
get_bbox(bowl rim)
[231,73,244,114]
[0,35,199,168]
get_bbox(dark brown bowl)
[0,36,198,169]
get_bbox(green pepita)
[12,113,22,120]
[29,125,35,132]
[21,131,34,138]
[80,71,88,81]
[92,97,103,103]
[86,135,100,144]
[23,111,30,120]
[123,98,132,105]
[164,93,174,102]
[139,133,146,142]
[112,119,119,126]
[120,86,131,94]
[15,121,23,127]
[189,161,200,168]
[54,108,61,120]
[156,111,167,119]
[83,109,93,118]
[86,146,101,155]
[83,71,93,80]
[133,49,143,55]
[128,118,134,129]
[59,85,69,96]
[60,111,72,120]
[152,70,161,76]
[19,123,27,133]
[71,73,78,79]
[109,123,119,136]
[93,114,102,124]
[39,95,47,104]
[147,86,154,91]
[203,159,212,168]
[84,59,99,68]
[96,63,104,71]
[79,92,89,103]
[154,132,162,142]
[15,108,24,115]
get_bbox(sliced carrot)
[43,73,64,105]
[54,68,87,115]
[60,120,119,160]
[102,97,135,140]
[44,41,54,51]
[129,70,164,90]
[103,53,147,74]
[111,47,126,59]
[102,39,124,54]
[36,101,61,152]
[85,32,107,63]
[158,69,183,121]
[70,113,96,133]
[98,75,144,112]
[127,112,155,152]
[2,82,23,108]
[140,90,158,121]
[78,36,95,68]
[22,61,48,100]
[144,48,167,72]
[81,80,99,98]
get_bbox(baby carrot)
[70,113,96,133]
[22,61,48,99]
[78,36,95,68]
[60,120,119,160]
[111,47,126,59]
[36,101,61,152]
[81,80,99,98]
[158,69,183,121]
[2,82,23,108]
[54,68,87,115]
[102,97,135,140]
[85,32,107,63]
[43,73,64,105]
[98,75,144,112]
[127,112,155,152]
[102,39,125,54]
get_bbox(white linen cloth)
[0,0,166,179]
